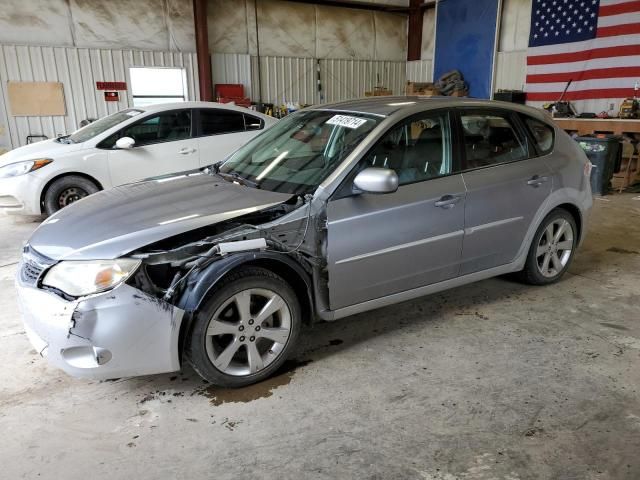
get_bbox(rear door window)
[522,116,555,155]
[459,110,529,170]
[199,109,245,136]
[244,114,264,131]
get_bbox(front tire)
[43,175,99,215]
[186,267,302,388]
[518,208,577,285]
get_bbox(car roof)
[138,101,267,116]
[310,96,550,122]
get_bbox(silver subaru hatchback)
[16,97,592,387]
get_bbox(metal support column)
[407,0,424,61]
[193,0,213,101]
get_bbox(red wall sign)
[96,81,127,90]
[104,91,119,101]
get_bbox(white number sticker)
[326,114,367,129]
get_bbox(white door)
[196,108,262,166]
[107,109,200,185]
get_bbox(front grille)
[20,245,55,286]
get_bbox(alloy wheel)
[205,288,292,376]
[536,218,574,278]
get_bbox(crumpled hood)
[0,138,82,166]
[28,173,292,260]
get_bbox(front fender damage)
[124,194,328,364]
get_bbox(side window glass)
[121,110,191,146]
[524,116,554,154]
[461,112,528,169]
[244,114,264,131]
[200,109,245,135]
[360,112,452,186]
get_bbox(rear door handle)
[434,194,462,209]
[527,175,549,187]
[179,147,196,155]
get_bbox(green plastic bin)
[575,135,622,195]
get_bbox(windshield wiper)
[216,171,260,189]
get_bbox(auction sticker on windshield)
[326,115,368,129]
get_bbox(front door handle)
[434,194,462,209]
[527,175,549,187]
[179,147,196,155]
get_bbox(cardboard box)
[406,81,440,96]
[365,87,393,97]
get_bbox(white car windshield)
[218,110,382,195]
[65,109,144,144]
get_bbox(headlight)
[0,159,53,178]
[42,259,141,297]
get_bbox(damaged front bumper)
[15,272,184,380]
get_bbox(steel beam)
[193,0,213,101]
[407,0,424,61]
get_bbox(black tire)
[517,208,577,285]
[186,267,302,388]
[43,175,99,215]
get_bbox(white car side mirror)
[116,137,135,149]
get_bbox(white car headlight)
[0,159,53,178]
[42,259,141,297]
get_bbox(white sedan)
[0,102,276,216]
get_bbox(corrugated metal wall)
[0,44,199,151]
[494,51,527,91]
[250,56,406,106]
[320,58,406,103]
[406,59,433,82]
[0,44,409,151]
[250,56,318,105]
[212,53,252,99]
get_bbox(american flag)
[526,0,640,104]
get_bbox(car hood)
[28,173,293,261]
[0,138,82,166]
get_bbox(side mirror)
[353,167,399,194]
[115,136,135,149]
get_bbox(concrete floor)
[1,195,639,480]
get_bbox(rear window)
[523,116,554,155]
[200,109,245,135]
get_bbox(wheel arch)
[39,172,104,212]
[176,252,315,360]
[554,202,583,243]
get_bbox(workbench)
[552,118,640,136]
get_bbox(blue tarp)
[433,0,500,99]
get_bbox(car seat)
[396,126,443,183]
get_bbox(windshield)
[218,110,382,195]
[67,109,144,144]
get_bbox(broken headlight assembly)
[42,259,141,297]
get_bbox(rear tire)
[517,208,577,285]
[43,175,99,215]
[186,267,302,388]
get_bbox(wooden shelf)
[552,118,640,136]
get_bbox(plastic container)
[575,135,622,195]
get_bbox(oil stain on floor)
[197,359,312,406]
[607,246,639,255]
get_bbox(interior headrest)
[418,126,441,141]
